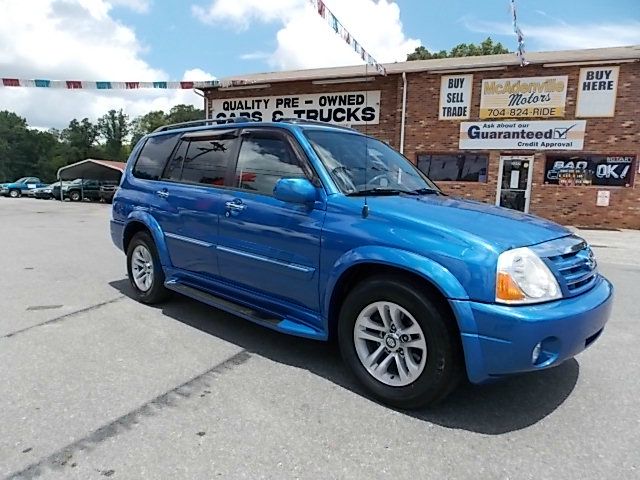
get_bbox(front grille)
[545,242,598,296]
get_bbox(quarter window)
[162,140,188,181]
[234,134,306,196]
[133,133,180,180]
[417,153,488,182]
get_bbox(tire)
[9,189,20,198]
[338,275,463,409]
[69,190,81,202]
[126,231,169,304]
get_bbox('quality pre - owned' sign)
[439,74,473,120]
[480,76,568,119]
[210,90,381,125]
[459,120,586,150]
[576,66,619,117]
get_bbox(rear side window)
[181,138,236,186]
[234,134,306,196]
[133,133,180,180]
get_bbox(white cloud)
[0,0,214,129]
[108,0,152,14]
[193,0,420,70]
[462,17,640,51]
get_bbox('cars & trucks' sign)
[459,120,586,150]
[480,76,568,119]
[210,91,381,125]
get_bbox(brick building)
[200,46,640,229]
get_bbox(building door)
[496,155,534,213]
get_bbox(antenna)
[362,60,370,219]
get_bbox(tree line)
[0,104,204,182]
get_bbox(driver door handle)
[225,200,246,211]
[156,190,169,199]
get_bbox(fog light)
[531,342,542,364]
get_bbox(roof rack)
[276,118,356,131]
[153,116,256,133]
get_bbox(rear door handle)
[156,189,169,199]
[225,200,245,211]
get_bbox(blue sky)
[113,0,640,79]
[1,0,638,128]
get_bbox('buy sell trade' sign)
[480,76,568,119]
[210,91,381,125]
[439,74,473,120]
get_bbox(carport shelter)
[56,159,125,200]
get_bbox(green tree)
[407,37,510,61]
[60,118,99,163]
[97,109,129,160]
[130,110,167,147]
[166,104,204,124]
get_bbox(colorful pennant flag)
[308,0,386,75]
[511,0,528,67]
[0,79,220,90]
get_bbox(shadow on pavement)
[109,278,579,435]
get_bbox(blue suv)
[111,118,613,408]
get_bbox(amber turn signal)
[496,272,526,301]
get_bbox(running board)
[165,280,281,325]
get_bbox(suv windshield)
[305,130,439,195]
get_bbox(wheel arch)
[122,212,171,267]
[324,247,471,340]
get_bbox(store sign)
[576,66,619,117]
[210,90,380,125]
[544,155,635,187]
[439,74,472,120]
[459,120,586,150]
[480,76,568,119]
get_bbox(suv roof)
[150,117,362,137]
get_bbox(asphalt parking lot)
[1,198,638,480]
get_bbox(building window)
[417,153,488,182]
[544,155,635,187]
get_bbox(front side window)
[181,137,236,186]
[234,133,306,196]
[133,133,180,180]
[417,153,488,182]
[305,130,438,195]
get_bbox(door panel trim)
[165,232,213,248]
[216,245,315,273]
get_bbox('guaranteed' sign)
[210,91,380,125]
[459,120,586,150]
[480,76,568,119]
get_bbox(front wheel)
[69,190,81,202]
[338,276,463,409]
[126,231,169,304]
[9,189,20,198]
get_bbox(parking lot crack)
[1,296,125,340]
[3,349,251,480]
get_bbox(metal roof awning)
[57,159,126,181]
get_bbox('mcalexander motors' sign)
[459,120,587,150]
[210,90,381,125]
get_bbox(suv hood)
[370,194,571,251]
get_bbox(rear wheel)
[126,231,169,304]
[338,275,462,409]
[9,189,20,198]
[69,190,81,202]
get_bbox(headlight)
[496,247,561,304]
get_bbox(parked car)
[33,181,68,199]
[0,177,47,197]
[99,184,119,203]
[53,179,117,201]
[110,118,613,408]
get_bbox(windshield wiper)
[347,188,411,197]
[409,187,441,195]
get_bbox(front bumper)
[451,275,613,384]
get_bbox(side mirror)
[273,178,317,204]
